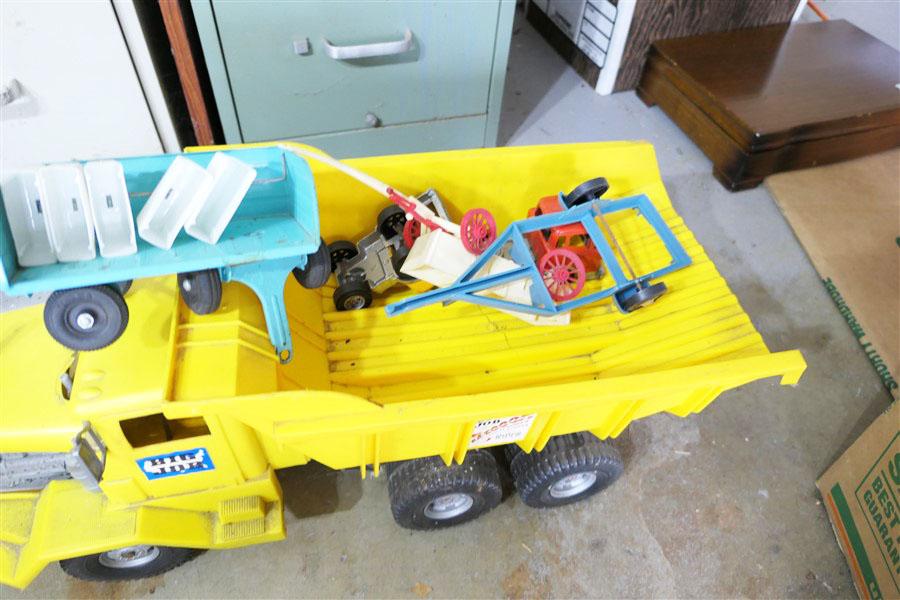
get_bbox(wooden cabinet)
[637,20,900,190]
[192,0,514,157]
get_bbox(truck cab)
[0,278,286,588]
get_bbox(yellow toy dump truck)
[0,142,805,588]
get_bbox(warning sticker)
[469,414,537,448]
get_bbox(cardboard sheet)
[766,150,900,400]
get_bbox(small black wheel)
[178,269,222,315]
[293,238,330,289]
[391,244,416,283]
[44,286,129,351]
[377,205,407,240]
[388,450,502,530]
[328,240,359,272]
[507,432,623,508]
[113,280,133,295]
[59,546,203,582]
[563,177,610,208]
[618,282,667,312]
[333,279,372,311]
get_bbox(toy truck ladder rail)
[385,195,692,317]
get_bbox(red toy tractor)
[525,177,610,288]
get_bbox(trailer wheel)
[617,282,667,313]
[388,450,502,530]
[507,432,623,508]
[59,546,203,582]
[178,269,222,315]
[333,279,372,311]
[328,240,359,272]
[378,205,407,240]
[563,177,610,208]
[293,238,330,289]
[44,286,129,351]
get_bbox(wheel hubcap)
[75,312,95,330]
[344,295,366,310]
[424,493,474,520]
[98,545,160,569]
[549,471,597,498]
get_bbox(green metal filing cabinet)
[191,0,515,157]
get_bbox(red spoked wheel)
[459,208,497,255]
[540,249,586,302]
[403,219,422,249]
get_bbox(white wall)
[800,0,900,50]
[0,0,163,173]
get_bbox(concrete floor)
[6,2,897,598]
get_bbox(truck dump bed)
[157,141,805,467]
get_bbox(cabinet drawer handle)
[322,28,413,60]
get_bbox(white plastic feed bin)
[36,163,96,262]
[84,161,137,258]
[137,156,213,250]
[185,152,256,245]
[1,172,57,266]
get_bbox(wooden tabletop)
[651,20,900,151]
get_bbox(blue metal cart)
[0,147,328,362]
[385,194,692,318]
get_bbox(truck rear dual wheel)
[388,450,502,530]
[59,546,203,582]
[506,432,623,508]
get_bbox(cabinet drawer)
[208,0,502,142]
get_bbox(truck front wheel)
[387,450,502,530]
[507,432,623,508]
[59,545,203,581]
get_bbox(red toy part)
[460,208,497,255]
[387,188,446,234]
[403,219,421,248]
[539,249,586,301]
[526,195,603,274]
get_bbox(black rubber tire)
[619,282,667,312]
[507,432,623,509]
[377,205,407,240]
[387,450,502,530]
[59,546,203,582]
[178,269,222,315]
[293,238,330,289]
[114,280,133,295]
[44,286,129,351]
[328,240,359,272]
[563,177,610,208]
[333,279,372,311]
[391,244,416,283]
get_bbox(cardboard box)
[817,402,900,600]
